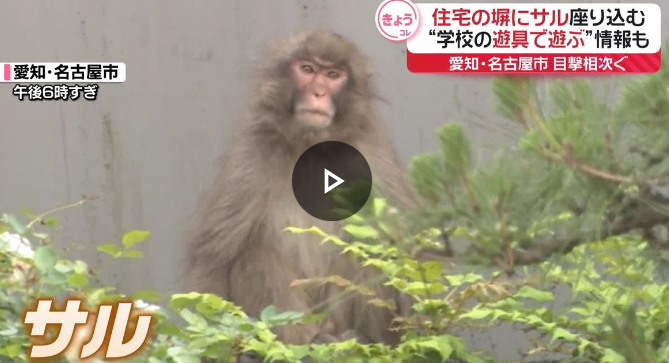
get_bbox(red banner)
[407,51,661,74]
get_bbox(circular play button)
[292,141,373,221]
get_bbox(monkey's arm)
[185,138,270,290]
[363,142,419,209]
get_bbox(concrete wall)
[0,0,666,360]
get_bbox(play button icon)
[324,169,344,194]
[292,141,373,221]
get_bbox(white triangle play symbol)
[324,168,344,194]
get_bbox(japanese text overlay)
[404,3,662,74]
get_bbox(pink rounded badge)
[375,0,420,42]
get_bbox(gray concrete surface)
[0,0,666,360]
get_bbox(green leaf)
[601,348,626,363]
[260,305,279,323]
[458,308,492,320]
[420,261,444,282]
[415,336,454,360]
[514,286,554,302]
[445,273,483,286]
[197,294,227,313]
[2,343,22,358]
[270,311,304,324]
[0,327,18,335]
[238,323,256,332]
[173,356,200,363]
[408,153,446,201]
[180,309,207,329]
[122,230,151,248]
[97,243,121,257]
[66,272,89,288]
[169,292,203,310]
[343,225,379,240]
[130,290,161,302]
[1,214,27,234]
[55,263,74,274]
[73,260,88,274]
[283,225,327,238]
[33,246,58,273]
[156,322,182,337]
[20,207,35,219]
[31,232,49,240]
[373,198,386,217]
[190,336,221,350]
[302,313,327,324]
[344,213,365,224]
[119,249,143,258]
[41,217,58,227]
[167,347,201,363]
[88,288,112,304]
[549,327,580,344]
[437,122,471,175]
[167,347,186,357]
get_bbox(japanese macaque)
[184,30,417,351]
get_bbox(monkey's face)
[290,57,348,130]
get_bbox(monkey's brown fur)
[184,30,417,346]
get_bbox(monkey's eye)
[327,70,340,79]
[300,64,315,73]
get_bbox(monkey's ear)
[348,55,379,99]
[344,44,376,86]
[361,63,376,81]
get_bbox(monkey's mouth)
[295,109,334,128]
[297,109,332,118]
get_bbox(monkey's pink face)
[290,58,348,129]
